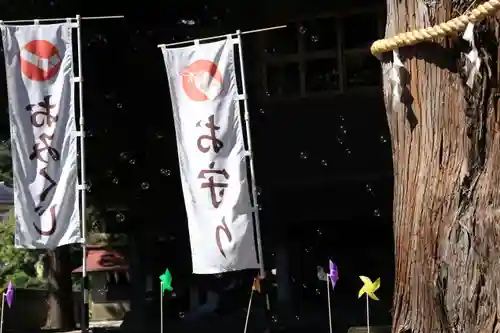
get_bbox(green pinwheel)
[159,268,173,295]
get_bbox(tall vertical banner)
[162,37,259,274]
[2,23,81,248]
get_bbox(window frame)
[259,6,385,100]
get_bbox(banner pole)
[0,15,124,24]
[234,30,274,318]
[75,14,89,333]
[158,25,286,48]
[234,29,265,279]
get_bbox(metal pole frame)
[157,25,286,48]
[74,14,90,333]
[233,30,265,279]
[72,15,124,332]
[0,15,123,24]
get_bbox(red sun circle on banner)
[20,40,62,82]
[181,60,223,102]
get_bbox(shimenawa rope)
[370,0,500,56]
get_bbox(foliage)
[0,142,12,186]
[0,211,45,290]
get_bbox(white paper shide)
[162,38,259,274]
[463,23,481,88]
[2,23,81,248]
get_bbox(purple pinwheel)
[4,281,14,307]
[329,260,339,290]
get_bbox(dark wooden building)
[118,0,395,331]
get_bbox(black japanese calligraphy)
[33,205,57,236]
[215,217,232,258]
[196,115,223,153]
[198,161,230,209]
[26,95,60,236]
[26,95,58,127]
[29,133,60,163]
[37,167,57,203]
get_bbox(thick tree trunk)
[383,1,500,332]
[46,246,75,330]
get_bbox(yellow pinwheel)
[358,276,380,301]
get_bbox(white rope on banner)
[157,25,287,48]
[0,15,124,24]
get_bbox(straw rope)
[370,0,500,56]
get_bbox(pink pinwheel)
[329,260,339,290]
[4,281,14,307]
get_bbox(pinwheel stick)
[0,293,4,333]
[160,281,163,333]
[326,274,332,333]
[243,288,255,333]
[366,293,370,333]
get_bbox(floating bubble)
[129,159,136,165]
[116,213,125,222]
[112,178,119,185]
[97,287,108,295]
[160,168,171,176]
[116,103,123,109]
[373,209,381,217]
[141,182,150,190]
[299,152,308,160]
[299,25,307,34]
[259,108,265,114]
[119,152,129,160]
[321,159,328,167]
[380,135,388,143]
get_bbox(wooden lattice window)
[260,7,384,98]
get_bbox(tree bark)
[45,246,75,330]
[383,1,500,332]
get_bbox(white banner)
[2,23,81,248]
[162,38,259,274]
